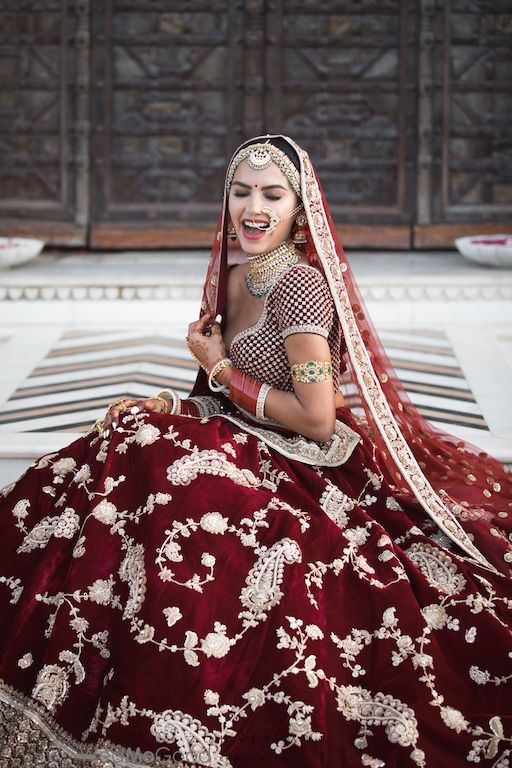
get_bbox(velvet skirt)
[0,407,510,767]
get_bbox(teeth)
[244,222,267,231]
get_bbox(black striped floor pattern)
[0,327,488,434]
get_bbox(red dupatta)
[191,135,512,575]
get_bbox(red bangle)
[180,400,200,417]
[229,367,262,416]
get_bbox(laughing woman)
[0,136,511,768]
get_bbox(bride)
[0,136,510,768]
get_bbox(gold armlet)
[290,360,332,384]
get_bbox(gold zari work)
[291,360,333,383]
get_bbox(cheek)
[228,196,241,220]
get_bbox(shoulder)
[272,264,335,336]
[272,264,331,301]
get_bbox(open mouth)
[242,220,269,236]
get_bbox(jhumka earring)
[292,212,308,245]
[227,222,237,241]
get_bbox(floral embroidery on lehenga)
[0,410,511,767]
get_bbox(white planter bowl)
[455,234,512,268]
[0,237,45,269]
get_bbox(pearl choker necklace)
[245,240,300,299]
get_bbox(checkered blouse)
[228,264,343,392]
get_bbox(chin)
[239,232,288,254]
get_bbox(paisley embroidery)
[167,449,260,488]
[320,484,354,528]
[17,508,80,553]
[239,538,302,620]
[334,685,424,765]
[119,542,147,619]
[32,664,70,713]
[404,542,467,594]
[150,708,229,767]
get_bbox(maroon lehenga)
[0,136,511,768]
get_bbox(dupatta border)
[294,143,497,573]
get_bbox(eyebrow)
[232,181,288,191]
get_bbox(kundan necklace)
[245,240,300,299]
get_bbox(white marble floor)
[0,249,511,487]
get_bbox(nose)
[243,192,265,218]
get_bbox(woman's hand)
[187,313,226,372]
[101,396,167,438]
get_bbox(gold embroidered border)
[0,679,201,767]
[290,141,497,574]
[219,414,361,467]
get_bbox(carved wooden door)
[415,0,512,245]
[89,1,245,247]
[1,1,510,249]
[0,0,89,245]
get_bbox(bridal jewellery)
[230,367,271,421]
[244,203,303,236]
[226,143,301,197]
[245,240,300,298]
[208,357,232,393]
[291,360,332,383]
[292,211,308,244]
[155,390,181,415]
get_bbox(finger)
[112,398,138,419]
[129,399,147,415]
[143,398,163,412]
[189,312,211,330]
[103,407,119,433]
[104,398,138,435]
[209,322,223,338]
[196,313,213,333]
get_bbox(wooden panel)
[90,222,410,250]
[429,0,512,223]
[1,4,509,250]
[415,222,512,249]
[0,0,88,243]
[89,1,244,236]
[265,0,417,234]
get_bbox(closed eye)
[233,192,281,201]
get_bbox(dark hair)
[240,135,300,172]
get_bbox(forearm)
[216,365,335,442]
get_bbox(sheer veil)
[191,135,512,575]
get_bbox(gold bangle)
[156,390,181,415]
[208,357,232,393]
[151,395,171,413]
[290,360,332,384]
[108,397,129,414]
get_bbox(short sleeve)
[273,266,334,340]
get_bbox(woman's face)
[228,159,299,254]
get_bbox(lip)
[240,220,268,241]
[241,225,267,241]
